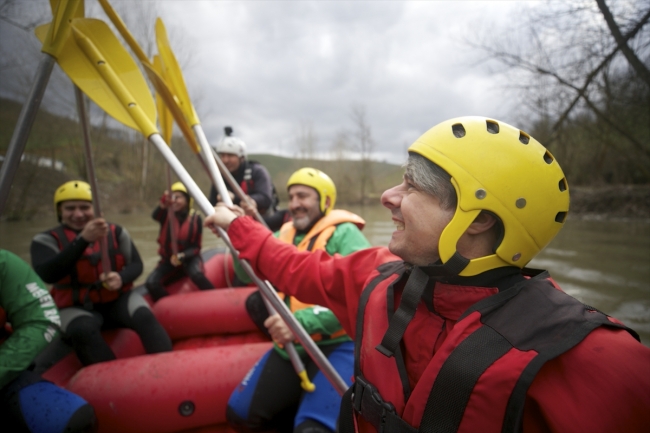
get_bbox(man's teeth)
[394,221,405,230]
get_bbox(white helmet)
[215,126,246,158]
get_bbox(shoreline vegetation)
[1,98,648,223]
[1,158,648,222]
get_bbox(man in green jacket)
[0,249,96,433]
[226,168,371,433]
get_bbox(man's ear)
[324,197,332,212]
[466,211,497,235]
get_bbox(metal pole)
[193,124,231,206]
[74,86,111,273]
[0,54,56,216]
[148,133,347,395]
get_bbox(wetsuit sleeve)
[152,206,166,223]
[30,230,89,284]
[180,214,202,260]
[248,164,273,213]
[228,217,395,337]
[325,222,372,257]
[0,250,60,389]
[115,225,143,286]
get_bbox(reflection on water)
[2,205,648,346]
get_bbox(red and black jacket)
[339,263,639,433]
[153,208,202,261]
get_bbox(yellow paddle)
[96,0,230,206]
[152,54,180,257]
[155,18,270,227]
[53,17,345,396]
[0,0,84,215]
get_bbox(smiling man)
[206,117,650,433]
[226,168,371,433]
[30,181,172,366]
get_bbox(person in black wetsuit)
[30,180,172,366]
[145,182,215,301]
[209,126,288,231]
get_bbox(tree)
[350,104,375,203]
[294,120,318,159]
[470,0,650,184]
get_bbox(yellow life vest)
[276,209,365,341]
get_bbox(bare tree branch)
[596,0,650,88]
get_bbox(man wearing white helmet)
[206,117,650,432]
[209,126,278,218]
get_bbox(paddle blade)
[39,0,84,57]
[153,55,174,145]
[97,0,149,64]
[142,62,201,153]
[41,18,157,134]
[155,18,200,126]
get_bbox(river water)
[2,205,648,346]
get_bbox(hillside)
[2,97,649,221]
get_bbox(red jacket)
[229,216,650,433]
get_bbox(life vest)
[277,209,365,252]
[157,209,200,259]
[277,210,366,342]
[339,262,638,433]
[49,225,130,308]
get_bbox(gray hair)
[404,153,457,211]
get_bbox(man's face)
[171,191,188,213]
[59,200,94,231]
[381,175,455,266]
[288,185,322,231]
[219,152,242,173]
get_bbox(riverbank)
[569,185,650,221]
[1,162,649,221]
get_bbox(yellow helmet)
[54,181,92,219]
[171,182,193,209]
[408,116,569,276]
[287,168,336,215]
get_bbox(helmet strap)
[375,253,469,358]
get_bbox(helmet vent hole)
[486,121,499,134]
[452,123,466,138]
[519,132,530,144]
[543,151,554,164]
[558,178,567,192]
[555,211,567,223]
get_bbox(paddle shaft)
[165,165,179,256]
[210,147,269,227]
[0,54,55,216]
[74,86,112,273]
[193,125,231,209]
[69,18,346,395]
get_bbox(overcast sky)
[1,0,540,164]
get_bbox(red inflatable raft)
[40,249,273,433]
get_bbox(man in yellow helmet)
[145,182,215,301]
[30,181,172,366]
[226,168,372,433]
[207,118,650,432]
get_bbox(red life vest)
[49,225,130,308]
[339,263,637,433]
[157,210,201,259]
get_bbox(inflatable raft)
[39,249,273,433]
